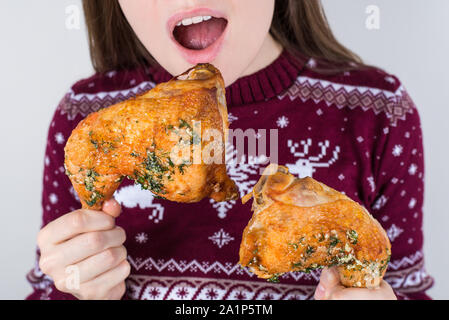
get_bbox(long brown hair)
[82,0,363,73]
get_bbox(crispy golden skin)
[239,164,391,288]
[64,64,238,209]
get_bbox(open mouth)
[173,15,228,51]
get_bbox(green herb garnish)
[346,230,358,244]
[267,274,280,283]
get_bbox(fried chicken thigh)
[64,64,238,209]
[240,164,391,288]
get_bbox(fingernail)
[315,284,326,300]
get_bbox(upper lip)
[167,7,227,35]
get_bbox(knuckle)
[39,255,56,275]
[70,210,86,230]
[117,227,126,243]
[118,282,127,296]
[119,246,128,260]
[101,248,118,266]
[121,260,131,277]
[114,282,127,299]
[36,230,46,249]
[53,277,67,293]
[79,284,99,300]
[101,214,115,229]
[86,232,104,251]
[105,282,126,300]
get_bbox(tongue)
[173,17,227,50]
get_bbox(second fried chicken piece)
[239,164,391,288]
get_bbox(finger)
[329,281,397,300]
[320,267,341,289]
[105,282,127,300]
[329,287,379,300]
[102,198,122,218]
[379,280,397,300]
[78,260,131,300]
[38,210,115,248]
[314,267,342,300]
[45,227,126,268]
[73,246,127,283]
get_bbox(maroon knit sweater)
[26,51,433,300]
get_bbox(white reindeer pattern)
[286,139,340,178]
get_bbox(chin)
[200,55,236,87]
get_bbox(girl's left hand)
[314,267,397,300]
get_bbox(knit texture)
[26,51,433,300]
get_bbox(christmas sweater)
[26,51,433,300]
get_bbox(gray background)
[0,0,447,299]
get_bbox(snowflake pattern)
[49,193,58,204]
[387,224,404,242]
[208,229,234,248]
[54,132,65,144]
[276,116,289,128]
[392,145,403,157]
[408,198,417,209]
[408,164,418,175]
[205,288,218,299]
[367,176,376,192]
[148,288,160,299]
[176,287,188,298]
[262,293,274,300]
[135,232,148,244]
[372,195,388,210]
[233,291,247,300]
[228,113,238,123]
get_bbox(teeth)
[182,18,193,26]
[178,15,213,27]
[191,16,203,24]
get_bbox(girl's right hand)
[37,199,130,300]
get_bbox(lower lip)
[169,24,228,65]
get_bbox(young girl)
[27,0,433,300]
